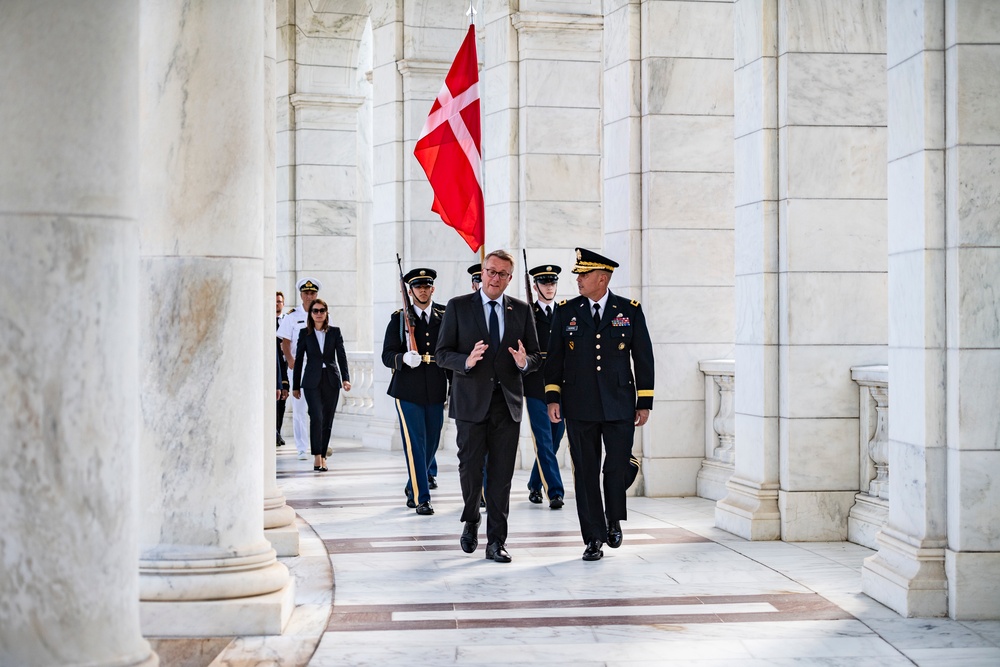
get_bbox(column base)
[848,492,888,549]
[696,459,734,501]
[946,549,1000,619]
[265,522,300,557]
[141,578,295,637]
[778,490,855,541]
[715,476,781,540]
[861,526,947,617]
[357,417,399,450]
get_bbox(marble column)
[263,0,299,557]
[942,0,1000,620]
[0,3,156,665]
[137,0,292,636]
[862,0,948,617]
[634,0,735,495]
[716,0,782,540]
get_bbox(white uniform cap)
[296,277,322,292]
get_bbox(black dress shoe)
[404,487,416,509]
[528,489,543,504]
[428,475,437,489]
[549,495,564,510]
[582,540,604,561]
[276,434,285,446]
[415,501,434,516]
[460,518,480,553]
[485,541,512,563]
[607,520,623,548]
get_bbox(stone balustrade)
[848,365,889,549]
[341,351,375,417]
[696,360,736,501]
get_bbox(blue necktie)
[488,301,500,351]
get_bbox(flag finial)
[466,1,477,25]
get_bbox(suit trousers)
[395,399,444,504]
[303,370,340,457]
[565,418,635,544]
[455,386,519,547]
[526,397,565,499]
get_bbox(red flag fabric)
[413,25,484,253]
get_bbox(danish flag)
[413,25,484,253]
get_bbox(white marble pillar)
[941,0,1000,620]
[137,0,292,636]
[0,3,156,665]
[716,0,782,540]
[861,0,949,618]
[633,0,735,496]
[263,0,299,557]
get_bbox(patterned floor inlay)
[327,592,850,631]
[318,526,709,554]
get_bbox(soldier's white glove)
[403,351,421,368]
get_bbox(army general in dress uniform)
[545,248,654,562]
[381,268,449,516]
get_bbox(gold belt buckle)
[421,353,432,364]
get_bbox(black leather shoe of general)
[549,495,564,510]
[428,475,437,489]
[607,520,623,548]
[582,540,604,561]
[485,541,512,563]
[528,489,543,504]
[404,487,416,509]
[460,518,480,553]
[415,501,434,515]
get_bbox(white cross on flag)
[413,25,484,253]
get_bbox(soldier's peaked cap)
[529,265,561,283]
[297,277,322,292]
[404,268,436,286]
[467,264,482,281]
[571,248,619,274]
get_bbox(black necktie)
[422,311,428,324]
[593,303,601,328]
[545,305,551,318]
[488,301,500,350]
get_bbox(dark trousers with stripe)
[565,418,635,544]
[395,399,444,505]
[526,397,565,499]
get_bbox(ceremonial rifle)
[523,249,536,327]
[396,254,418,352]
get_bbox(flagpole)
[468,1,482,262]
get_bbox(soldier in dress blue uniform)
[524,264,566,509]
[381,268,449,516]
[545,248,654,561]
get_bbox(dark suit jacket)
[292,327,350,390]
[544,291,654,422]
[381,303,449,405]
[524,301,556,400]
[435,291,541,423]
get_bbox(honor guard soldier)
[524,264,566,509]
[545,248,654,561]
[278,277,322,462]
[468,263,482,291]
[381,268,449,515]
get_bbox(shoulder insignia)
[630,299,640,307]
[393,308,402,315]
[558,299,567,306]
[285,308,295,315]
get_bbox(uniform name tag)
[612,314,631,327]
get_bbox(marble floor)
[202,438,1000,666]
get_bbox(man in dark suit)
[545,248,654,561]
[436,249,541,563]
[524,264,566,509]
[381,268,449,516]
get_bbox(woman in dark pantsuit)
[292,298,350,471]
